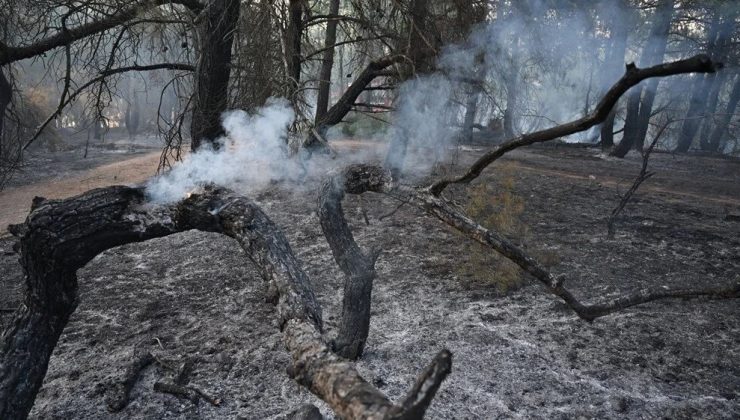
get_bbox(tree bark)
[611,0,673,157]
[314,0,341,123]
[190,0,241,150]
[383,0,437,177]
[674,7,734,153]
[0,69,10,155]
[706,75,740,152]
[318,165,389,359]
[285,0,305,96]
[611,87,642,158]
[598,1,630,149]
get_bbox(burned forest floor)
[1,142,739,419]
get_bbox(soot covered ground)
[1,145,738,419]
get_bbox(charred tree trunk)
[1,185,450,419]
[0,187,185,419]
[461,88,480,144]
[611,0,673,157]
[318,165,389,359]
[503,71,519,139]
[285,0,304,97]
[190,0,240,150]
[706,75,740,152]
[674,8,734,153]
[305,55,403,153]
[598,2,630,149]
[699,8,737,152]
[631,0,673,152]
[698,71,727,151]
[611,88,642,157]
[0,69,10,156]
[314,0,340,123]
[383,0,437,177]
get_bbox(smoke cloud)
[146,98,298,203]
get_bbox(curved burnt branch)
[412,189,740,322]
[0,186,182,419]
[318,165,390,359]
[429,54,722,195]
[1,185,450,420]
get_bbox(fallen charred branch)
[429,54,722,195]
[0,185,450,419]
[106,350,155,412]
[318,165,390,359]
[330,165,739,323]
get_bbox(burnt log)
[1,185,450,419]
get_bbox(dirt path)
[0,152,161,235]
[505,161,740,207]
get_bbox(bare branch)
[22,63,195,150]
[0,0,203,65]
[429,54,722,195]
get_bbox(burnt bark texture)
[314,0,341,123]
[318,165,390,359]
[190,0,241,150]
[0,69,10,149]
[0,187,183,419]
[285,0,305,96]
[610,0,673,158]
[1,185,450,419]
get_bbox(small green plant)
[459,165,531,293]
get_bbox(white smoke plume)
[146,98,298,203]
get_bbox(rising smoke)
[147,0,726,199]
[146,98,298,203]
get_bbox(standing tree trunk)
[0,69,11,156]
[699,7,737,151]
[706,75,740,152]
[314,0,341,123]
[674,7,734,153]
[698,71,727,151]
[611,0,673,157]
[285,0,304,99]
[503,65,519,139]
[190,0,241,150]
[384,0,437,177]
[599,2,630,149]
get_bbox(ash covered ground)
[1,145,739,419]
